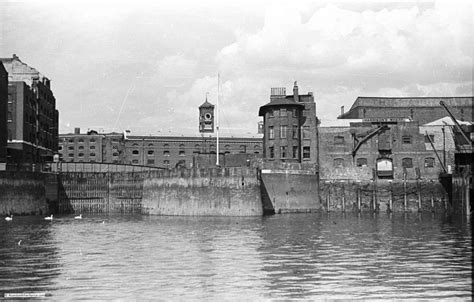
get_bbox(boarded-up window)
[334,158,344,168]
[334,136,344,145]
[402,157,413,168]
[402,135,412,144]
[424,157,435,168]
[356,158,368,167]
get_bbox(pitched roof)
[258,97,304,116]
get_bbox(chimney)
[341,106,344,116]
[293,81,299,102]
[74,127,80,135]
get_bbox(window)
[269,126,274,139]
[402,158,413,168]
[58,146,63,151]
[424,157,435,168]
[402,135,412,144]
[132,159,139,164]
[148,143,154,147]
[147,159,155,165]
[90,145,96,150]
[334,136,345,145]
[280,146,287,158]
[112,152,119,157]
[269,110,274,118]
[280,108,287,117]
[292,109,297,118]
[303,146,310,159]
[147,150,154,156]
[78,153,84,157]
[303,126,311,139]
[424,134,435,143]
[334,158,344,168]
[90,138,96,143]
[280,125,287,138]
[78,145,84,150]
[68,146,74,150]
[194,144,201,153]
[68,153,74,158]
[132,150,139,155]
[163,160,170,167]
[132,143,139,147]
[356,158,368,167]
[179,144,185,156]
[292,146,298,158]
[78,138,84,143]
[163,150,170,156]
[68,138,74,143]
[89,153,96,157]
[292,125,298,139]
[269,146,274,158]
[240,145,246,153]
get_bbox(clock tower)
[199,97,215,133]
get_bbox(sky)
[1,0,472,136]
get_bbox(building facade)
[258,82,318,166]
[58,131,263,169]
[0,55,59,167]
[339,97,473,124]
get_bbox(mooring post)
[431,194,434,212]
[342,182,345,213]
[327,183,330,212]
[403,170,407,212]
[357,188,361,212]
[372,180,377,213]
[389,182,393,213]
[465,177,471,217]
[417,181,422,212]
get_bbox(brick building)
[58,131,263,169]
[58,128,125,164]
[0,55,59,167]
[339,97,473,124]
[319,96,472,180]
[258,82,318,166]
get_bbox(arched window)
[179,144,185,156]
[132,143,139,147]
[148,143,154,147]
[356,158,368,167]
[334,136,345,145]
[334,158,344,168]
[132,150,139,155]
[147,150,154,156]
[163,144,170,156]
[89,138,96,143]
[89,153,96,157]
[194,144,200,154]
[424,157,435,168]
[402,158,413,168]
[78,138,84,143]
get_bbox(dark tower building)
[199,97,215,133]
[259,82,318,166]
[0,63,7,169]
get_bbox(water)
[1,212,471,300]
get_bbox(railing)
[50,162,164,173]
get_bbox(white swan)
[5,215,12,221]
[44,215,53,220]
[74,214,82,219]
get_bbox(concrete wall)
[260,169,320,214]
[142,167,263,216]
[0,171,53,215]
[320,179,450,213]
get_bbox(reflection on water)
[0,213,471,300]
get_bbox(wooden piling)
[417,181,422,212]
[372,180,377,213]
[342,183,345,213]
[403,173,407,212]
[357,188,361,212]
[431,194,434,212]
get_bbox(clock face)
[204,113,212,121]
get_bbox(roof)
[423,116,472,126]
[0,54,48,86]
[258,97,304,116]
[340,96,474,119]
[319,119,363,127]
[199,99,214,108]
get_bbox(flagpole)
[216,73,220,166]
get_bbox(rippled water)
[0,212,471,300]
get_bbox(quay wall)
[320,179,450,213]
[142,167,262,216]
[0,171,55,215]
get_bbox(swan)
[5,215,12,221]
[44,215,53,220]
[74,214,82,219]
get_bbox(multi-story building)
[58,130,262,169]
[319,96,473,180]
[0,63,7,168]
[0,55,59,167]
[339,97,473,124]
[58,128,125,164]
[258,82,318,166]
